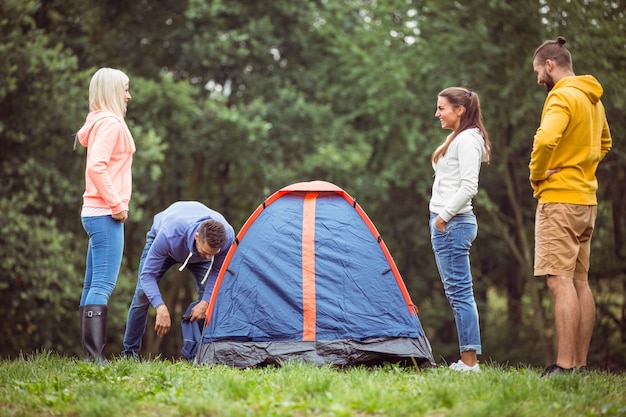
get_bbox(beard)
[543,68,555,93]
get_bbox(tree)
[1,0,624,369]
[1,0,87,356]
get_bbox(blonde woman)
[76,68,135,362]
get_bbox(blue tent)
[196,181,434,368]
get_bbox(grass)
[1,351,624,417]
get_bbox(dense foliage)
[1,0,624,370]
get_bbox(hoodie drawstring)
[179,251,214,286]
[200,256,214,286]
[179,252,193,272]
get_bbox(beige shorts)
[534,203,597,280]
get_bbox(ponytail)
[432,87,491,163]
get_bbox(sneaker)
[540,363,574,378]
[120,351,139,360]
[576,366,589,373]
[449,360,480,372]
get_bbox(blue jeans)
[121,231,210,357]
[80,215,125,306]
[430,211,482,354]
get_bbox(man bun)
[533,36,572,70]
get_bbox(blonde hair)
[89,68,129,116]
[88,67,134,150]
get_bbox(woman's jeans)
[430,211,482,354]
[122,231,209,357]
[80,215,125,306]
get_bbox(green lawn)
[1,352,624,417]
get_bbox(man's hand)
[190,300,209,322]
[154,304,171,337]
[530,167,562,188]
[546,167,562,178]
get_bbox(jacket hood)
[176,220,205,270]
[558,75,603,105]
[77,110,123,147]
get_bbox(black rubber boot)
[79,305,85,354]
[82,305,109,364]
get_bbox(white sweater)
[429,128,488,222]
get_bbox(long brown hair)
[432,87,491,163]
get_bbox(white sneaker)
[449,360,480,372]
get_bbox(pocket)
[460,222,478,245]
[430,216,445,236]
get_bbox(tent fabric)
[196,181,435,368]
[181,301,204,361]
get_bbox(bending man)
[121,201,234,359]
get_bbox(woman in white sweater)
[430,87,491,372]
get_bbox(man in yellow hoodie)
[530,36,612,377]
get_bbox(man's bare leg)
[573,279,595,367]
[546,275,579,369]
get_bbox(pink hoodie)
[77,110,135,214]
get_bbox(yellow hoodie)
[529,75,612,205]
